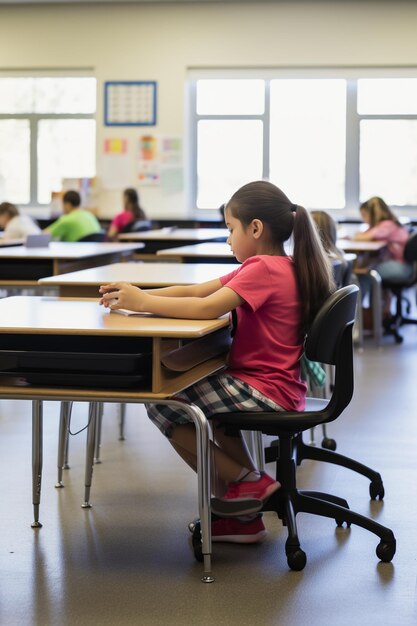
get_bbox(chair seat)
[211,396,330,435]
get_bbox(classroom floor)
[1,330,417,626]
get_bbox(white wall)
[1,1,417,218]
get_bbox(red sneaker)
[212,516,267,544]
[211,472,280,517]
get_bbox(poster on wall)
[137,135,160,185]
[160,137,183,194]
[101,138,132,190]
[104,81,157,126]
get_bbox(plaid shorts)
[146,372,283,438]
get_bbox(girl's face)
[0,214,9,229]
[360,208,371,225]
[224,206,257,263]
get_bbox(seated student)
[0,202,41,240]
[311,210,347,274]
[107,188,148,241]
[46,190,101,242]
[354,196,412,317]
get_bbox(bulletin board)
[104,81,157,126]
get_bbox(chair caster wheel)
[376,539,396,563]
[335,519,351,528]
[394,334,403,344]
[286,548,307,571]
[188,519,198,534]
[369,481,385,500]
[191,522,204,563]
[321,437,337,451]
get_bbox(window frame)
[0,72,96,207]
[188,68,417,213]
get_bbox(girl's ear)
[251,218,264,239]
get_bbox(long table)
[38,261,240,297]
[0,296,229,582]
[0,242,144,288]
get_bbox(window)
[190,72,417,211]
[0,76,96,205]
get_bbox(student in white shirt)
[0,202,41,240]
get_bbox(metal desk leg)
[172,400,214,583]
[31,400,43,529]
[56,401,72,488]
[94,402,104,464]
[253,431,265,472]
[118,403,126,441]
[370,269,383,347]
[82,403,99,509]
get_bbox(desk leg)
[56,401,72,488]
[170,399,214,583]
[370,269,383,347]
[118,403,126,441]
[31,400,43,529]
[94,402,104,464]
[82,403,98,509]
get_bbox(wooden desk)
[0,242,144,286]
[0,296,229,582]
[337,239,387,254]
[157,242,235,263]
[39,261,240,297]
[118,228,228,254]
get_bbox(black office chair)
[120,219,152,234]
[78,230,106,242]
[381,232,417,343]
[193,286,395,570]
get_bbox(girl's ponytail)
[292,205,335,330]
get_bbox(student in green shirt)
[46,190,101,242]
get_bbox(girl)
[99,181,334,544]
[0,202,41,240]
[311,210,346,265]
[107,188,148,241]
[354,197,412,316]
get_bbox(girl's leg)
[212,423,256,472]
[170,423,249,484]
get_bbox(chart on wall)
[137,135,183,189]
[101,138,132,189]
[104,81,157,126]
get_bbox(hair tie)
[291,204,297,213]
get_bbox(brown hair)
[310,210,345,261]
[123,188,146,220]
[226,181,335,329]
[360,196,400,228]
[0,202,19,219]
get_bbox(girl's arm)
[99,278,223,300]
[99,281,242,319]
[353,229,374,241]
[143,279,223,298]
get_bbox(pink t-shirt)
[367,220,409,262]
[110,210,134,233]
[220,255,307,411]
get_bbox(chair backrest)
[331,258,343,288]
[305,285,359,419]
[305,285,358,366]
[121,219,152,234]
[341,253,356,287]
[78,230,106,242]
[403,232,417,264]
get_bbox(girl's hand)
[99,282,147,311]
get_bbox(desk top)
[0,296,229,338]
[157,242,233,258]
[0,241,144,260]
[39,262,240,288]
[337,239,387,253]
[118,228,228,242]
